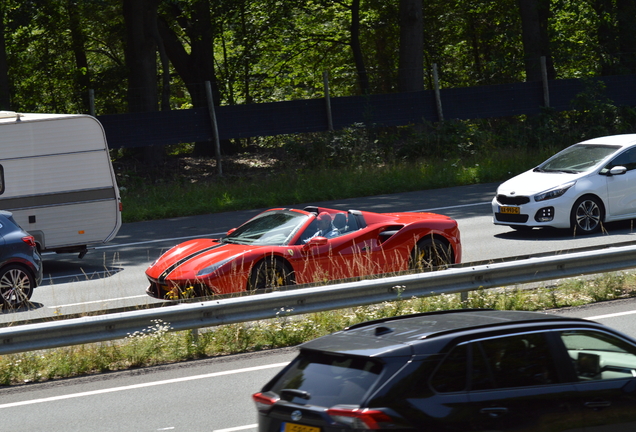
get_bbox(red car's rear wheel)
[409,237,452,271]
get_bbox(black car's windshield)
[224,210,310,246]
[536,144,620,173]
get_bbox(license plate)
[500,206,520,214]
[281,423,320,432]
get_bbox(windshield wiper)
[534,168,578,174]
[280,389,311,400]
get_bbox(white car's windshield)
[224,210,310,246]
[536,144,621,173]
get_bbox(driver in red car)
[305,212,338,242]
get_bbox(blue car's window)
[224,211,310,246]
[538,144,621,173]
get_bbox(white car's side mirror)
[609,166,627,176]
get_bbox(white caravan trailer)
[0,111,122,258]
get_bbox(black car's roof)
[301,309,597,358]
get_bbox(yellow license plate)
[282,423,320,432]
[500,206,520,214]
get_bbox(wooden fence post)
[541,56,550,108]
[89,89,95,117]
[205,81,223,176]
[433,64,444,122]
[323,71,334,131]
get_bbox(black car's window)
[476,333,558,389]
[267,351,383,407]
[225,210,310,246]
[602,147,636,173]
[559,330,636,381]
[471,342,495,390]
[431,344,468,393]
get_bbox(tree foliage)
[1,0,635,116]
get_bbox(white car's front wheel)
[571,196,603,235]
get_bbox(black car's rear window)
[268,351,383,407]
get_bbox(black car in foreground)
[0,210,43,309]
[253,309,636,431]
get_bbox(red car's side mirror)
[303,236,328,250]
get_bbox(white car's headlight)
[534,181,576,202]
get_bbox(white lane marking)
[46,270,120,281]
[214,425,257,432]
[411,202,491,213]
[0,362,289,409]
[94,233,226,250]
[585,309,636,320]
[40,233,226,256]
[47,295,148,309]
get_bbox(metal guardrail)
[2,243,636,355]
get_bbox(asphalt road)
[3,183,636,431]
[4,181,636,324]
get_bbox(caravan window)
[0,165,3,194]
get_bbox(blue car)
[0,210,43,309]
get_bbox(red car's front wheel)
[248,257,295,291]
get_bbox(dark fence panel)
[331,91,438,127]
[442,81,544,119]
[98,108,212,149]
[98,75,636,149]
[215,99,327,140]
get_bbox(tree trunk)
[158,1,234,155]
[350,0,370,94]
[0,4,10,110]
[517,0,555,81]
[398,0,424,92]
[592,0,619,75]
[123,0,162,165]
[617,0,636,74]
[66,0,91,113]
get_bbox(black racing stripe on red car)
[158,243,225,283]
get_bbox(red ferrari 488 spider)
[145,206,461,299]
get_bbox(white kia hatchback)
[492,134,636,234]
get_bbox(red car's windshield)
[224,210,311,246]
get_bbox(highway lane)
[3,181,636,324]
[2,299,636,432]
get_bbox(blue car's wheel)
[0,264,34,309]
